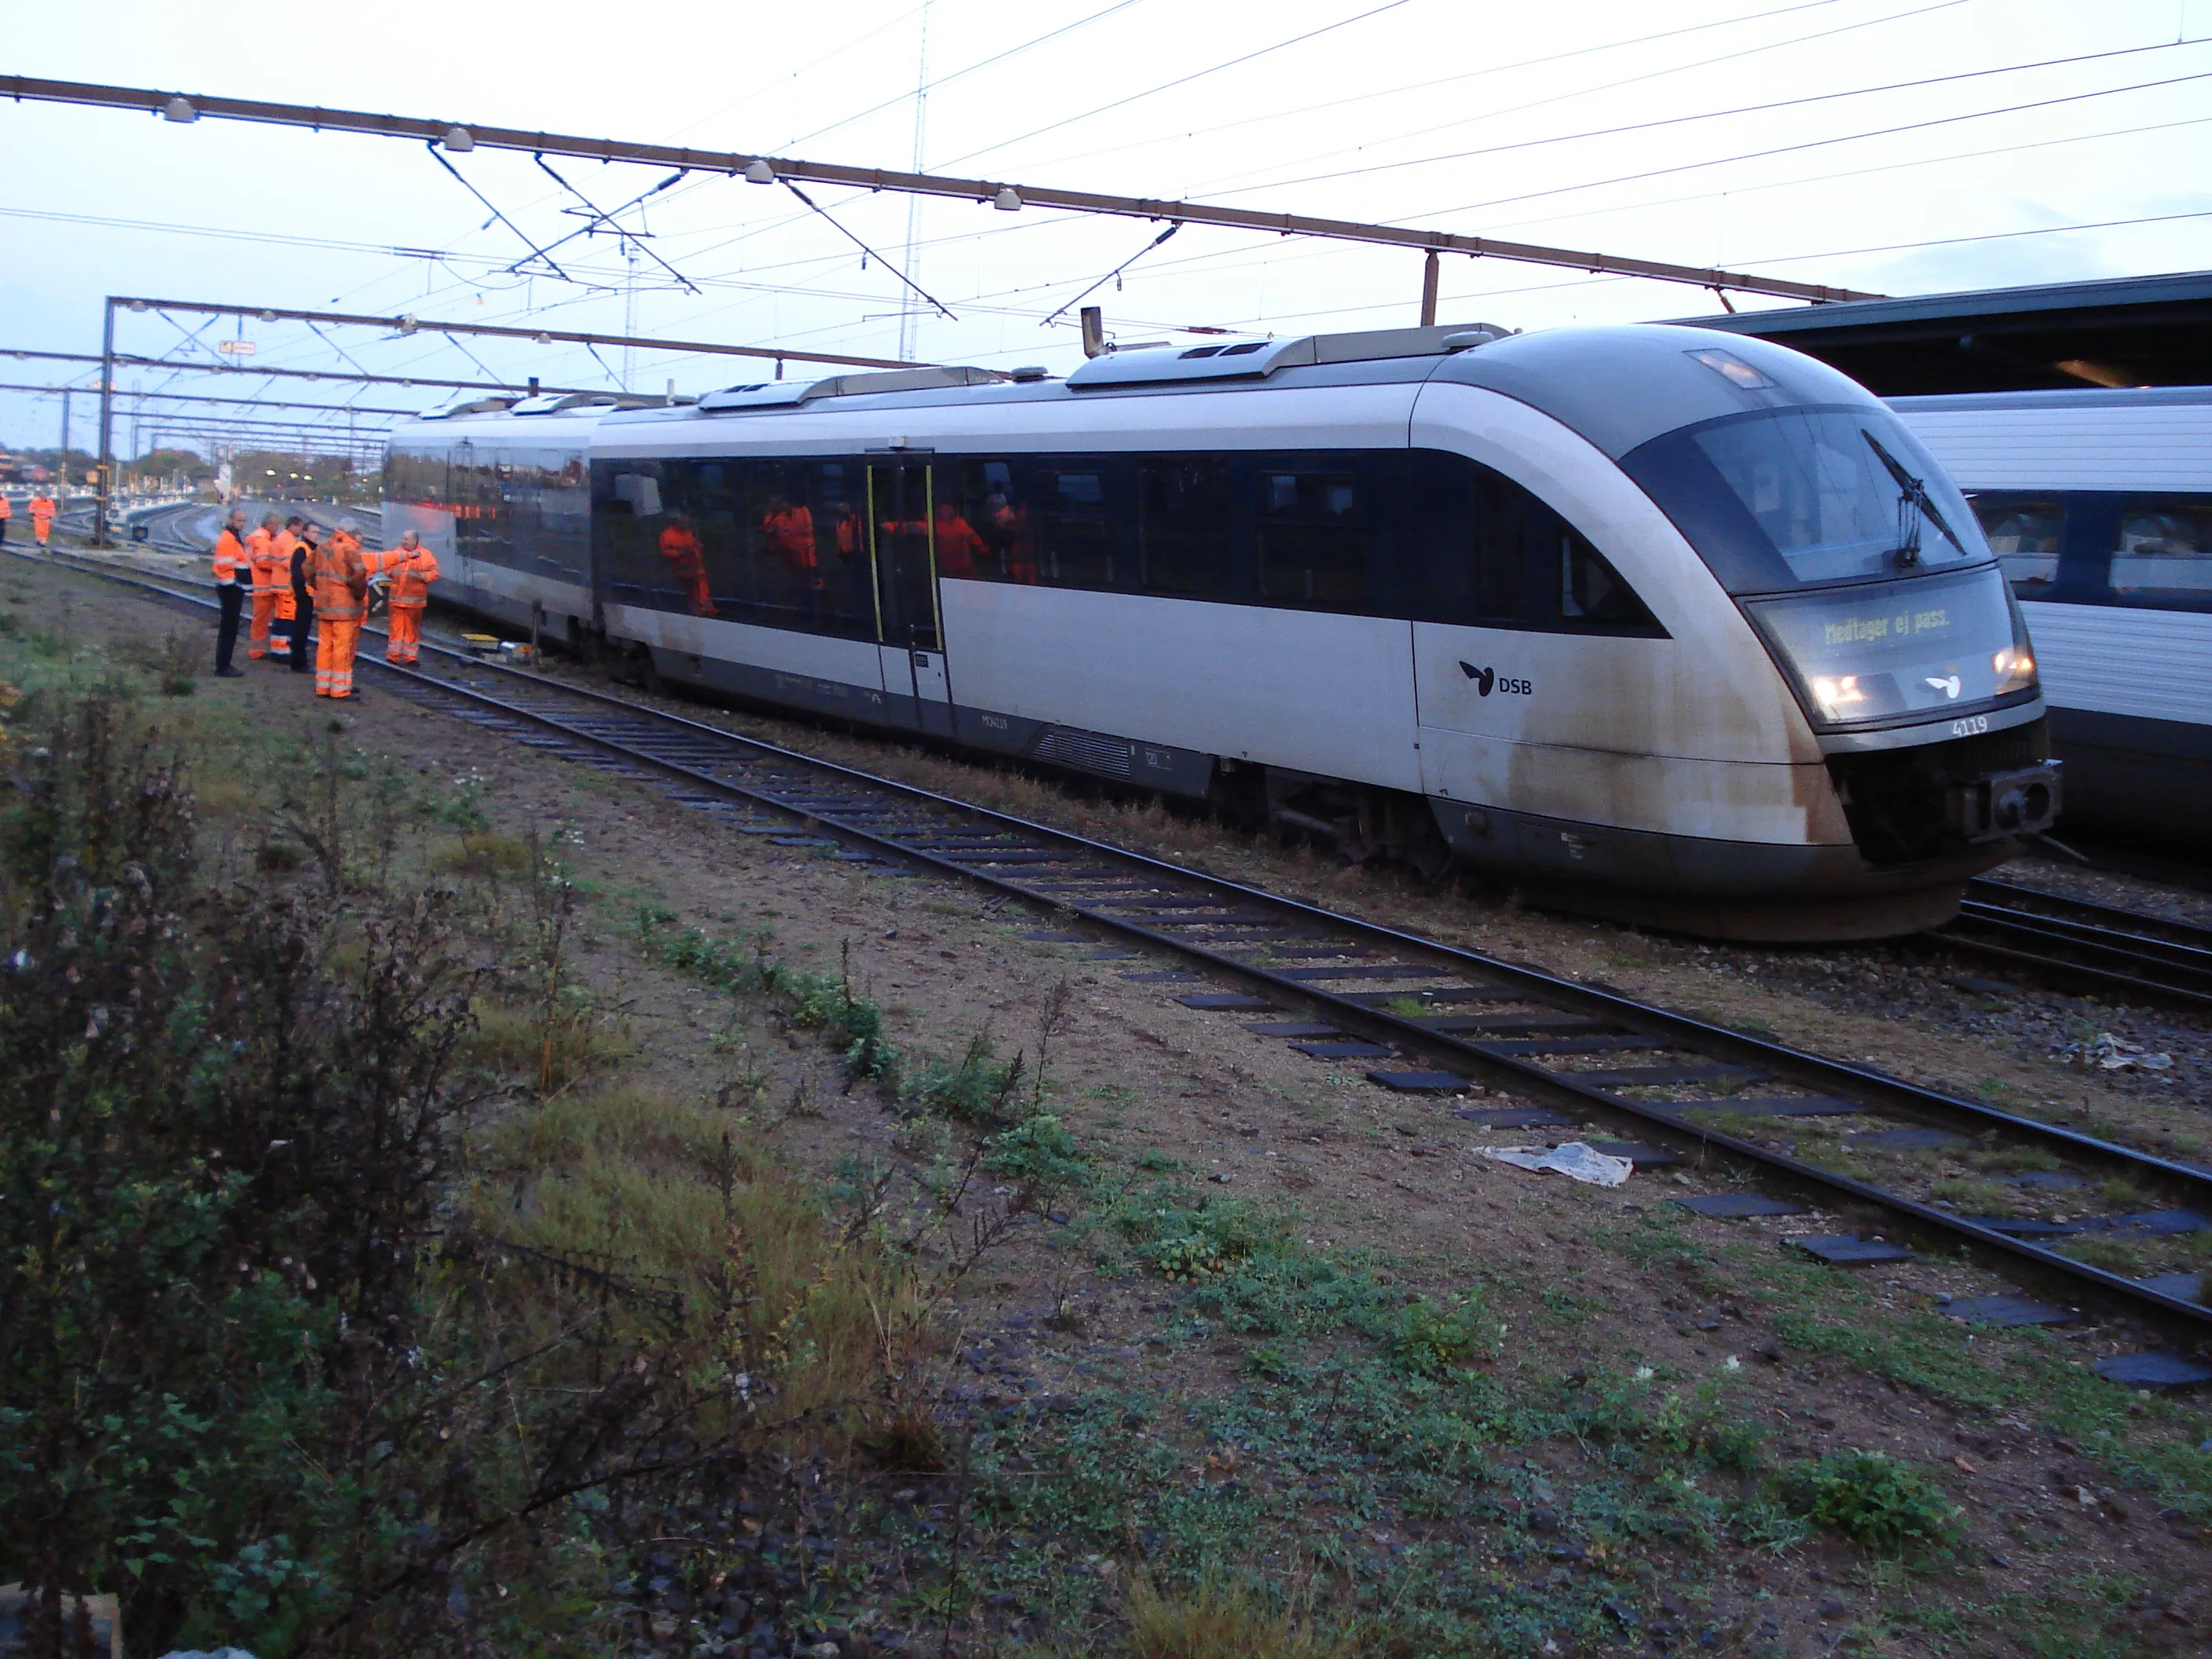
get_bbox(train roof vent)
[1064,321,1513,389]
[694,364,1008,412]
[419,394,518,419]
[509,391,673,416]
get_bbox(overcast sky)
[2,0,2207,456]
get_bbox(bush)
[0,695,934,1657]
[1782,1448,1962,1558]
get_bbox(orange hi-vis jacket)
[0,496,11,522]
[311,535,370,623]
[29,496,55,522]
[762,504,817,575]
[377,544,441,607]
[213,526,247,585]
[246,527,283,594]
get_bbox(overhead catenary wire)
[935,0,1415,169]
[778,0,1152,154]
[781,181,960,320]
[1011,0,1864,176]
[1407,64,2212,223]
[1039,222,1183,325]
[1205,22,2204,199]
[423,144,574,282]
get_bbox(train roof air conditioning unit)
[694,364,1008,413]
[1064,322,1511,390]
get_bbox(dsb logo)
[1459,662,1533,698]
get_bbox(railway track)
[1939,878,2212,1014]
[25,544,2212,1387]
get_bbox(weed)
[1977,1143,2062,1175]
[1929,1174,2020,1214]
[909,1030,1025,1126]
[2058,1234,2151,1276]
[2098,1175,2156,1210]
[1386,1293,1500,1378]
[1781,1448,1961,1560]
[434,829,533,874]
[1121,1574,1353,1659]
[983,1112,1092,1213]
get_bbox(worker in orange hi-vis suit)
[244,513,284,659]
[761,494,819,582]
[658,511,712,616]
[211,507,249,677]
[269,516,303,657]
[309,520,369,698]
[375,530,439,665]
[29,493,56,548]
[0,493,12,548]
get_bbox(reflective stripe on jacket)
[213,529,247,584]
[246,528,284,594]
[310,538,369,621]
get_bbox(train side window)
[1137,456,1241,599]
[1558,530,1658,629]
[947,460,1029,584]
[1032,465,1120,588]
[591,458,670,605]
[805,461,877,639]
[1966,492,2064,597]
[1257,467,1368,609]
[2111,496,2212,609]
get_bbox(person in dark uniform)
[288,522,317,675]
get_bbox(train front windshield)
[1624,404,2038,728]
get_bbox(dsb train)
[384,320,2060,940]
[1890,385,2210,844]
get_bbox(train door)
[866,463,955,738]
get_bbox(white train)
[384,322,2060,940]
[1890,386,2211,842]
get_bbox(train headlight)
[1992,646,2036,695]
[1811,676,1866,718]
[1994,584,2040,696]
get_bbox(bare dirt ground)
[17,548,2212,1657]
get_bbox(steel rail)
[26,547,2212,1347]
[0,75,1884,305]
[1933,878,2212,1013]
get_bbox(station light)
[992,187,1021,212]
[743,159,775,185]
[441,125,475,152]
[397,315,419,335]
[126,298,148,312]
[162,96,196,124]
[258,310,277,322]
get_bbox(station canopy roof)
[1668,269,2212,395]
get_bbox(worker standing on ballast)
[270,516,303,658]
[211,507,248,678]
[245,512,284,660]
[287,522,315,676]
[372,530,439,665]
[312,520,369,698]
[29,492,56,549]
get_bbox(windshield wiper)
[1863,430,1963,567]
